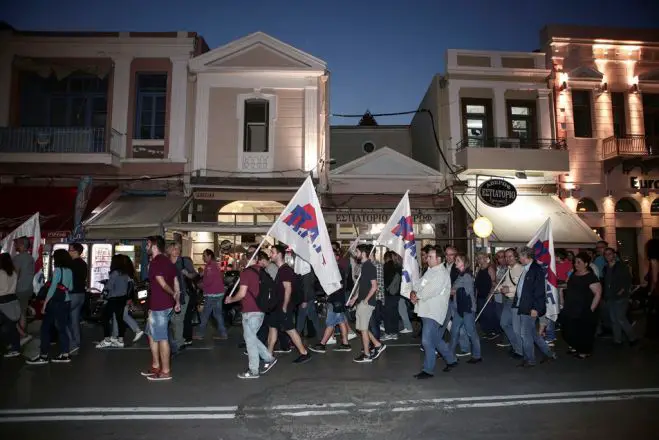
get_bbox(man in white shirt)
[410,246,457,378]
[496,248,524,358]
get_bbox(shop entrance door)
[616,227,639,283]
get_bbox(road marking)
[1,388,657,423]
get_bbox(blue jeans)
[501,300,522,355]
[441,300,469,353]
[146,308,172,342]
[519,314,553,365]
[242,312,274,375]
[41,300,70,356]
[198,295,227,337]
[369,300,384,340]
[169,299,188,352]
[398,297,413,331]
[67,293,85,349]
[421,317,456,374]
[450,312,482,359]
[112,305,141,336]
[543,318,556,341]
[296,300,321,335]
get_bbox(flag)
[70,175,93,241]
[527,218,559,321]
[0,212,43,274]
[375,191,419,298]
[268,176,341,294]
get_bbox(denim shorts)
[325,304,346,327]
[147,308,173,342]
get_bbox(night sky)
[2,0,655,124]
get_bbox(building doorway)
[616,227,639,283]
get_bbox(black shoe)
[293,353,312,364]
[442,362,457,372]
[414,371,434,380]
[370,344,387,360]
[308,344,327,354]
[334,344,352,352]
[353,353,372,363]
[466,357,483,364]
[51,354,71,364]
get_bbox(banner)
[0,212,43,274]
[527,218,559,321]
[375,191,419,298]
[268,176,342,295]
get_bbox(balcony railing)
[0,127,117,155]
[456,137,567,151]
[602,135,649,160]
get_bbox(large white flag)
[0,212,44,274]
[268,176,342,294]
[526,218,559,321]
[375,191,419,298]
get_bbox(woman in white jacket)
[410,246,458,379]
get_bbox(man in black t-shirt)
[348,244,385,363]
[68,243,88,353]
[266,244,311,364]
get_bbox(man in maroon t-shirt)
[226,251,277,379]
[141,236,180,382]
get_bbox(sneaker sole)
[334,348,352,352]
[308,348,327,354]
[147,376,172,381]
[237,374,259,379]
[371,345,387,359]
[353,358,372,363]
[260,359,278,374]
[51,359,71,363]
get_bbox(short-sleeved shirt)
[148,254,177,311]
[70,258,88,293]
[358,260,377,306]
[240,266,261,313]
[13,252,34,293]
[563,271,599,318]
[274,264,295,312]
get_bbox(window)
[243,99,269,152]
[611,92,627,138]
[19,72,108,127]
[134,74,167,140]
[462,99,492,147]
[571,90,593,138]
[576,198,598,212]
[507,101,536,141]
[651,198,659,214]
[615,198,638,213]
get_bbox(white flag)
[526,218,559,322]
[0,212,44,278]
[375,191,419,298]
[268,176,341,294]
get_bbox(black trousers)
[258,313,291,349]
[103,296,127,339]
[383,295,400,334]
[561,310,598,354]
[183,292,198,341]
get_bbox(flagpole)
[475,268,509,322]
[227,225,274,298]
[345,244,377,305]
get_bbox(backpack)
[247,267,279,312]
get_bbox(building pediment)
[189,31,326,73]
[568,65,604,81]
[331,147,441,178]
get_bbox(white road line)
[448,394,659,409]
[99,347,213,351]
[0,414,236,423]
[0,406,238,415]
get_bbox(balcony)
[454,137,569,177]
[0,127,123,167]
[602,135,659,173]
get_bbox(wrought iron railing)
[602,135,649,160]
[0,127,111,154]
[456,137,567,151]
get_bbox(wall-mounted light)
[630,76,639,93]
[515,171,527,179]
[597,81,608,93]
[558,72,569,91]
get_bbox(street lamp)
[473,216,493,239]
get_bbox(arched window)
[218,200,285,225]
[615,197,639,213]
[651,198,659,214]
[576,198,598,212]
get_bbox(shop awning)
[455,193,600,248]
[164,222,271,235]
[84,195,191,240]
[0,186,116,239]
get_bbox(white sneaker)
[112,338,124,348]
[347,332,357,341]
[399,328,413,334]
[326,336,337,345]
[3,351,20,358]
[237,371,260,379]
[456,351,472,357]
[96,339,113,348]
[133,331,144,343]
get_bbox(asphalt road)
[1,323,658,440]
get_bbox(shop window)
[576,198,598,212]
[217,200,284,225]
[651,198,659,214]
[615,197,639,213]
[571,90,593,138]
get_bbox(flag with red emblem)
[376,191,419,298]
[0,212,43,274]
[527,218,559,321]
[268,176,342,295]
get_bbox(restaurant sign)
[324,210,448,224]
[477,179,517,208]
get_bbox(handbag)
[36,268,68,302]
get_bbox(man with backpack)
[225,251,278,379]
[266,244,312,364]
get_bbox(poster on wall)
[90,244,112,292]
